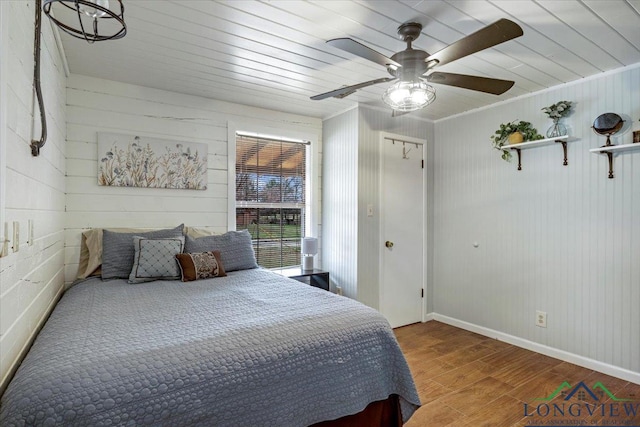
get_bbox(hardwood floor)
[395,321,640,427]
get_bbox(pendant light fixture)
[42,0,126,43]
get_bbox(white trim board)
[425,313,640,385]
[48,14,69,77]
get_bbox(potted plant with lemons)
[491,120,544,161]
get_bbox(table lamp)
[301,237,318,271]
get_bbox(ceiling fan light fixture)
[382,80,436,112]
[43,0,126,43]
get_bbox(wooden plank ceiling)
[59,0,640,121]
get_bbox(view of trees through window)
[235,135,306,269]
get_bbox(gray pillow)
[128,236,185,283]
[102,224,184,279]
[184,230,258,272]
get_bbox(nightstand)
[273,267,330,291]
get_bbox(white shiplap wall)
[0,1,67,391]
[322,108,358,298]
[433,65,640,376]
[322,106,434,308]
[64,75,322,284]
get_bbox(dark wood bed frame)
[312,394,402,427]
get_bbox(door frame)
[378,132,428,324]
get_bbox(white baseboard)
[425,313,640,385]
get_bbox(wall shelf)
[589,143,640,179]
[502,135,573,171]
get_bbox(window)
[235,133,308,269]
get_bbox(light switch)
[28,220,34,246]
[367,204,374,217]
[12,221,19,252]
[0,222,8,257]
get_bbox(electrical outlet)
[536,310,547,328]
[336,286,343,296]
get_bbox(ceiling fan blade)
[310,77,395,100]
[327,38,401,69]
[425,19,523,67]
[426,72,514,95]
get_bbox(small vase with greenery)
[542,100,572,138]
[490,120,544,161]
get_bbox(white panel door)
[380,137,425,328]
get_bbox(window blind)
[235,134,307,269]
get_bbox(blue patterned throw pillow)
[184,230,258,272]
[128,236,185,284]
[102,224,184,279]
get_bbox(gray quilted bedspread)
[0,269,420,426]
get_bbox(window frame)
[227,122,319,266]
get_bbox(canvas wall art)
[97,133,208,190]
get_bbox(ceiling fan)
[311,19,523,113]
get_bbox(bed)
[0,268,420,426]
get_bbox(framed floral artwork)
[97,133,208,190]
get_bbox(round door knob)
[385,241,394,248]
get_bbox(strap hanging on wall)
[31,0,47,156]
